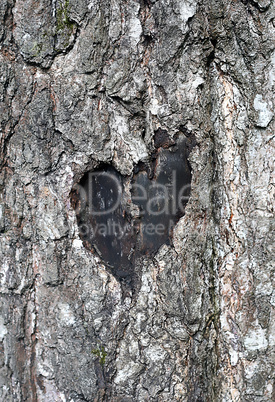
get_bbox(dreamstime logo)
[78,220,174,239]
[74,170,191,218]
[73,169,193,241]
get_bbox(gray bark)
[0,0,274,400]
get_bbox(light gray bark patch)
[253,94,273,128]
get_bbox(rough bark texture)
[0,0,274,401]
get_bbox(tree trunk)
[0,0,274,400]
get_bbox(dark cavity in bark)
[71,132,195,290]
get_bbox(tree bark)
[0,0,274,400]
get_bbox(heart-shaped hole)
[71,131,195,290]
